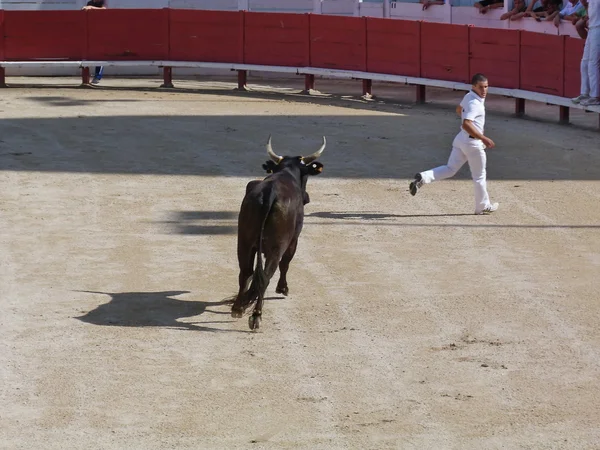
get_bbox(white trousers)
[420,132,491,213]
[581,26,600,98]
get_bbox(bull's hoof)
[231,308,244,319]
[249,314,261,330]
[275,285,289,296]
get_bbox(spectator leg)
[416,85,426,104]
[559,106,569,124]
[236,70,248,91]
[161,67,174,88]
[81,67,91,86]
[362,79,373,99]
[515,98,525,116]
[0,67,5,88]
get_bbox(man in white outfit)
[409,73,499,215]
[572,0,600,106]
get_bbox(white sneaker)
[580,97,600,106]
[572,94,589,104]
[476,202,499,215]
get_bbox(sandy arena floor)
[1,76,600,449]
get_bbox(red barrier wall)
[421,22,469,83]
[469,28,519,89]
[0,11,4,61]
[244,12,309,67]
[366,18,420,77]
[169,10,243,63]
[564,36,584,99]
[520,31,564,96]
[0,9,587,102]
[3,11,86,60]
[310,15,366,71]
[87,9,169,60]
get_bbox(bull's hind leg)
[231,247,256,319]
[275,238,298,296]
[249,257,279,330]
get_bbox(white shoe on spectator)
[572,94,589,104]
[580,97,600,106]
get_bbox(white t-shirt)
[588,0,599,28]
[560,0,583,16]
[459,90,486,135]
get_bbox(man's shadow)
[74,290,243,332]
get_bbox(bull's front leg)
[275,238,298,296]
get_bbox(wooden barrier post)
[236,69,248,91]
[304,74,315,92]
[362,79,373,99]
[161,67,174,88]
[0,67,6,88]
[515,98,525,116]
[416,85,426,104]
[81,67,90,86]
[559,106,570,124]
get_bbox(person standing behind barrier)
[408,73,499,215]
[82,0,107,85]
[572,0,600,106]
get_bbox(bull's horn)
[266,135,283,163]
[301,136,326,164]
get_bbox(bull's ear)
[262,160,277,173]
[307,161,324,175]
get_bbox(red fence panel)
[310,15,366,71]
[520,31,564,96]
[3,11,86,61]
[0,11,4,61]
[469,28,519,89]
[169,10,243,63]
[366,18,420,76]
[421,22,469,83]
[244,12,309,66]
[87,9,169,60]
[564,36,584,99]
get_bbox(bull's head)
[264,135,325,176]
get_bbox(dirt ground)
[1,75,600,450]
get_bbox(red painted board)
[244,12,309,67]
[421,22,469,83]
[310,15,366,72]
[169,10,243,63]
[366,18,420,77]
[87,9,169,60]
[3,11,86,61]
[564,36,584,99]
[469,28,520,89]
[0,11,5,61]
[520,31,564,96]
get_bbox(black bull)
[231,136,326,330]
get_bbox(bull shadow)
[158,211,238,235]
[75,290,243,332]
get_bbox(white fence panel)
[390,1,451,23]
[321,0,358,16]
[106,0,168,8]
[168,0,239,10]
[247,0,313,13]
[0,0,81,10]
[359,2,383,17]
[451,6,508,28]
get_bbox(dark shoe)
[91,77,100,85]
[409,173,423,196]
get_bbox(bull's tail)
[245,187,276,310]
